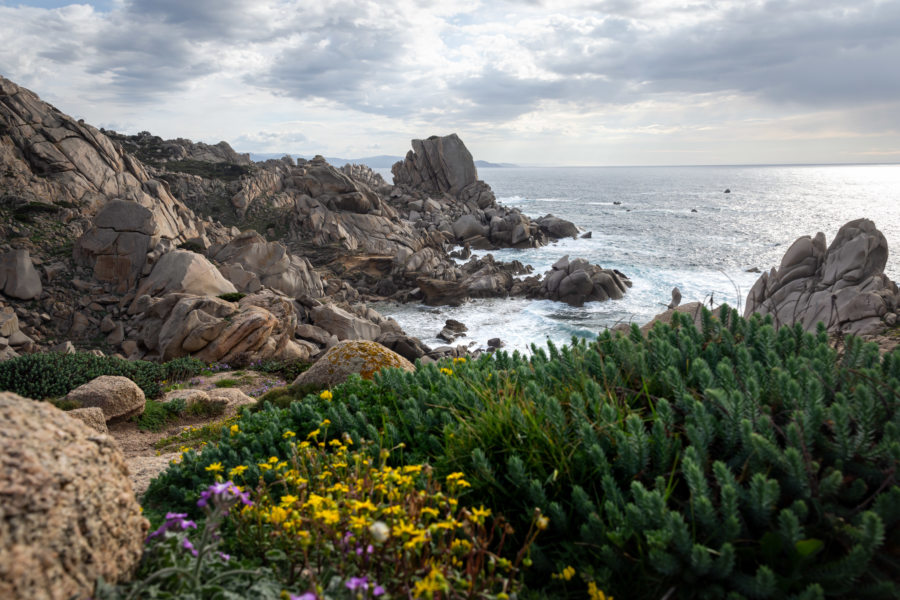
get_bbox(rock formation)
[293,339,415,388]
[744,219,899,336]
[536,255,632,307]
[0,391,147,599]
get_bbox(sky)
[0,0,899,166]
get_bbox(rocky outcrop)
[0,391,147,600]
[133,249,236,299]
[293,339,415,388]
[129,289,300,363]
[392,134,479,197]
[744,219,900,336]
[0,248,42,300]
[64,375,146,422]
[209,230,324,298]
[537,255,632,307]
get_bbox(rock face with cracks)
[744,218,900,336]
[0,391,147,600]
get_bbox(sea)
[373,164,900,353]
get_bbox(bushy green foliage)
[145,308,900,598]
[250,357,311,382]
[0,352,165,399]
[163,356,206,382]
[138,398,187,432]
[0,353,213,401]
[217,292,246,303]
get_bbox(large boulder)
[536,215,579,239]
[0,391,147,599]
[538,255,632,306]
[133,249,237,299]
[392,134,479,197]
[293,340,415,388]
[64,375,145,421]
[0,248,42,300]
[311,304,382,341]
[744,219,900,336]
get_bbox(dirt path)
[108,370,284,499]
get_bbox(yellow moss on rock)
[292,340,415,388]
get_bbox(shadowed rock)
[744,218,900,336]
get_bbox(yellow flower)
[440,367,453,376]
[282,430,296,439]
[228,465,248,478]
[205,462,224,473]
[280,494,299,506]
[446,472,466,482]
[536,515,550,530]
[553,565,576,581]
[268,506,288,525]
[319,390,333,401]
[320,418,331,427]
[453,357,466,364]
[588,582,612,600]
[469,505,492,525]
[316,508,340,525]
[413,568,448,599]
[306,428,321,440]
[229,424,240,436]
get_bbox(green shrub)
[214,378,238,388]
[250,358,311,382]
[217,292,245,303]
[138,398,187,432]
[145,308,900,598]
[0,352,165,399]
[164,356,206,382]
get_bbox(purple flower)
[346,576,368,591]
[289,593,317,600]
[197,481,253,510]
[218,552,231,562]
[181,537,199,557]
[373,585,385,597]
[145,512,197,541]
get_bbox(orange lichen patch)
[293,340,415,388]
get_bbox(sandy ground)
[108,370,284,498]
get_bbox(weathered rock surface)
[64,375,146,421]
[311,303,382,341]
[537,255,632,307]
[0,391,147,599]
[293,339,415,388]
[392,134,479,197]
[0,248,42,300]
[134,249,237,299]
[209,230,324,298]
[744,219,900,336]
[66,406,109,434]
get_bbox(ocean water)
[374,164,900,353]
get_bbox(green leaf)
[794,538,824,558]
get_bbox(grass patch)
[214,379,239,388]
[137,398,186,432]
[154,415,238,453]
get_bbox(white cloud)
[0,0,898,165]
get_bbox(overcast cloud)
[0,0,897,165]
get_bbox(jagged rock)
[311,304,381,341]
[133,249,236,299]
[444,319,467,333]
[392,134,479,197]
[64,375,145,422]
[744,219,900,336]
[0,249,42,300]
[0,392,146,600]
[209,230,324,298]
[452,214,488,240]
[294,340,415,388]
[66,406,109,434]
